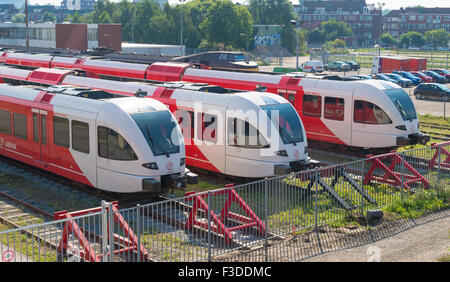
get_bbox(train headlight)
[143,162,159,170]
[395,125,407,131]
[180,158,185,166]
[276,150,288,157]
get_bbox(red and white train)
[0,51,429,150]
[0,66,316,178]
[0,82,198,194]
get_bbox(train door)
[31,109,48,167]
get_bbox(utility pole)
[25,0,29,52]
[179,0,186,56]
[290,20,302,72]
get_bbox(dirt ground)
[212,209,450,262]
[304,215,450,262]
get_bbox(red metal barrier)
[54,201,148,262]
[364,153,429,190]
[185,184,266,244]
[429,142,450,169]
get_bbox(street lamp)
[290,19,302,72]
[179,0,186,56]
[377,2,385,56]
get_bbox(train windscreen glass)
[132,111,180,156]
[261,103,304,145]
[383,89,417,121]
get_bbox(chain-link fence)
[1,142,449,262]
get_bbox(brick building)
[384,7,450,38]
[293,0,383,48]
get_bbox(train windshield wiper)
[394,99,409,121]
[145,126,170,158]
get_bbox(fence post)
[437,143,441,183]
[314,168,319,228]
[361,160,365,215]
[401,152,405,201]
[136,204,141,262]
[207,190,211,262]
[108,202,114,262]
[264,178,268,262]
[101,200,109,262]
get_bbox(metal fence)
[1,142,449,262]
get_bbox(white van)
[300,60,324,73]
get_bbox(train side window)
[175,110,194,139]
[13,113,27,140]
[33,113,38,142]
[288,94,296,106]
[354,100,392,124]
[227,118,269,148]
[198,113,217,143]
[302,95,322,118]
[98,126,137,161]
[41,115,47,145]
[0,109,12,135]
[53,116,70,148]
[324,97,345,121]
[72,120,89,154]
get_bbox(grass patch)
[0,223,57,262]
[384,185,450,219]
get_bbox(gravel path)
[304,216,450,262]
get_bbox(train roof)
[0,84,169,114]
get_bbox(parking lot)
[326,68,450,117]
[262,60,450,117]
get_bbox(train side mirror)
[135,89,147,97]
[255,84,267,92]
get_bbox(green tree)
[321,19,353,42]
[201,0,252,50]
[42,12,56,23]
[306,28,325,44]
[380,33,397,47]
[11,13,25,23]
[399,31,425,48]
[425,29,449,48]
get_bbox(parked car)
[410,71,433,83]
[299,60,324,73]
[414,83,450,100]
[430,69,450,82]
[385,73,413,87]
[354,75,372,80]
[345,61,360,71]
[373,73,397,83]
[171,51,259,71]
[324,61,350,71]
[392,71,422,85]
[423,70,447,84]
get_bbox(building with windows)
[0,23,121,51]
[0,4,17,23]
[384,7,450,38]
[293,0,383,48]
[61,0,96,12]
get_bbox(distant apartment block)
[0,4,18,23]
[0,22,121,51]
[384,7,450,38]
[61,0,96,12]
[293,0,383,48]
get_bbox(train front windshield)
[383,89,417,121]
[261,103,304,145]
[132,111,180,156]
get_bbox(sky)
[23,0,450,10]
